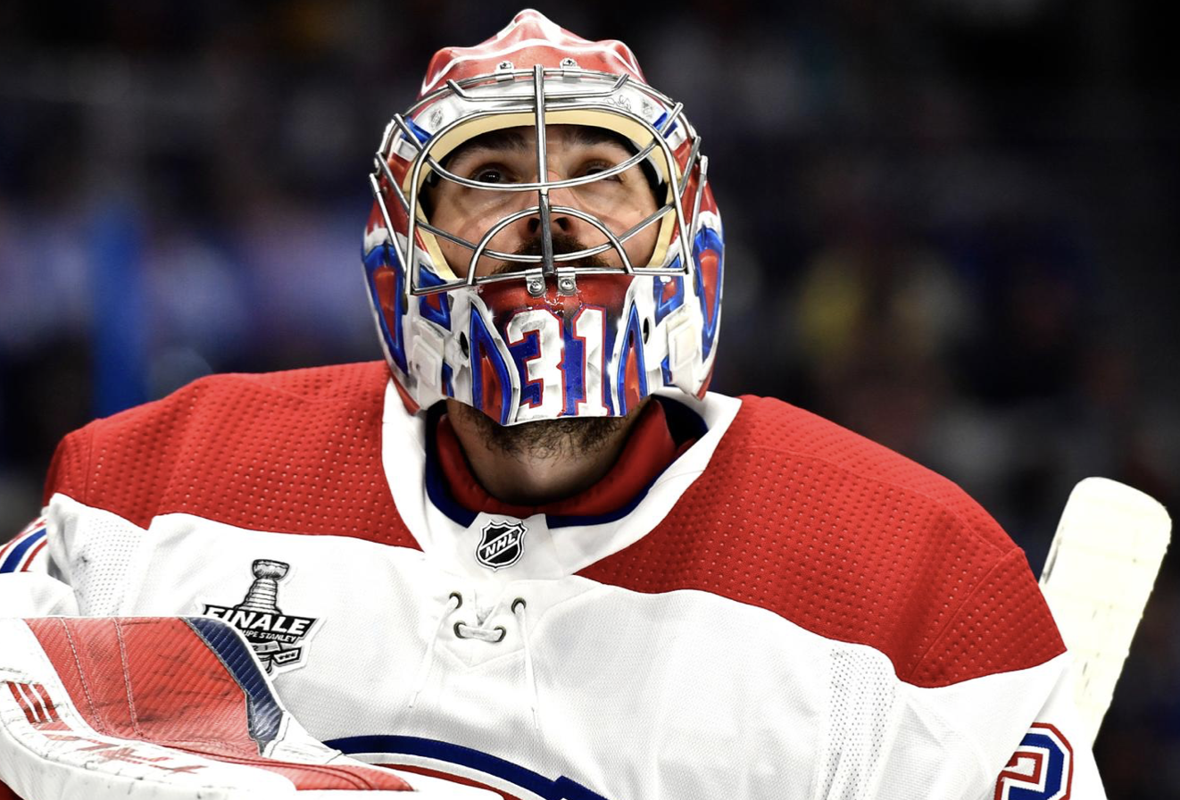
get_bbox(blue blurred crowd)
[1,1,1177,795]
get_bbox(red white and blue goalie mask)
[363,9,723,425]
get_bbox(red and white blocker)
[0,616,483,799]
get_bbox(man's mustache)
[490,232,614,275]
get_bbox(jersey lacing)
[406,592,539,730]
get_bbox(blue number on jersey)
[994,723,1073,800]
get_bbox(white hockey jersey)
[0,361,1104,799]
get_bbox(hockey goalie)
[0,9,1170,800]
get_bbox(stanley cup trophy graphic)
[203,558,319,674]
[240,559,288,614]
[236,559,295,672]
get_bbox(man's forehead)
[448,125,634,160]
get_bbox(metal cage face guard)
[362,10,724,425]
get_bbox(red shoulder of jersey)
[579,395,1065,688]
[43,362,415,547]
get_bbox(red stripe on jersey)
[18,540,47,572]
[385,763,524,800]
[3,519,47,563]
[0,528,33,564]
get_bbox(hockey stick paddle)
[1038,477,1171,747]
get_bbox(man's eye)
[582,162,622,181]
[473,167,507,184]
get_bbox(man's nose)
[525,212,571,237]
[517,170,588,241]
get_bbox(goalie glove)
[0,616,483,799]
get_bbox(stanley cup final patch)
[477,520,528,570]
[202,559,321,675]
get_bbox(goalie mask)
[363,9,723,425]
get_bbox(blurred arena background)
[0,1,1176,794]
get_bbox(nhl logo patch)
[202,559,320,675]
[476,520,528,570]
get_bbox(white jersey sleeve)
[988,660,1106,800]
[0,518,77,617]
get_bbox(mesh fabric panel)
[579,395,1064,687]
[67,511,143,615]
[819,648,897,799]
[43,363,415,546]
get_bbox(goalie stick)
[1038,477,1172,747]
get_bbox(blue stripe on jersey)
[324,735,608,800]
[0,529,46,573]
[184,616,284,751]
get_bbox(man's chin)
[447,399,639,461]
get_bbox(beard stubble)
[449,399,636,462]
